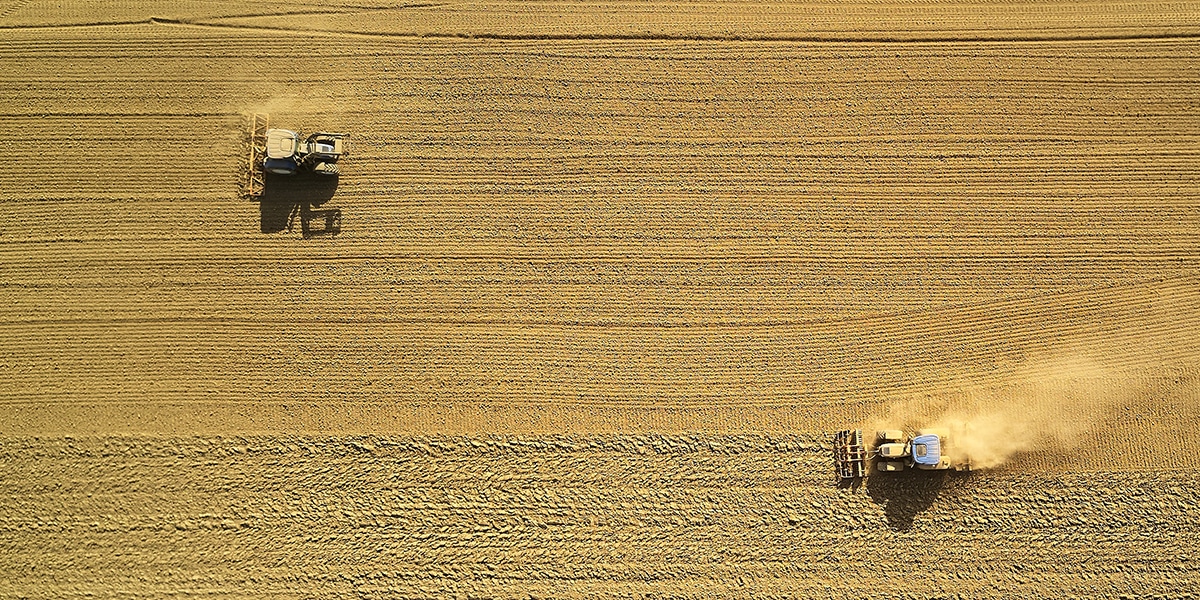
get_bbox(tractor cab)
[264,129,301,175]
[911,433,951,470]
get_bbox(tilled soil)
[3,435,1199,599]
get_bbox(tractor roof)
[911,434,941,466]
[266,129,299,159]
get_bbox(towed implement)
[833,429,868,479]
[833,428,970,481]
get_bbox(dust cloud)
[243,94,302,117]
[867,356,1123,469]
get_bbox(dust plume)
[867,356,1123,469]
[242,93,303,117]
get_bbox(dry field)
[2,1,1200,598]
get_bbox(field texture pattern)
[1,0,1199,597]
[3,436,1200,599]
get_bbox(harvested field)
[2,1,1200,597]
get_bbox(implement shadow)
[259,173,340,237]
[866,470,971,531]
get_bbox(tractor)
[241,113,349,199]
[833,428,970,481]
[264,129,348,176]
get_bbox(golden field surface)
[2,1,1200,597]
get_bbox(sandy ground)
[2,1,1200,597]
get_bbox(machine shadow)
[837,477,864,492]
[866,470,971,531]
[259,173,341,237]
